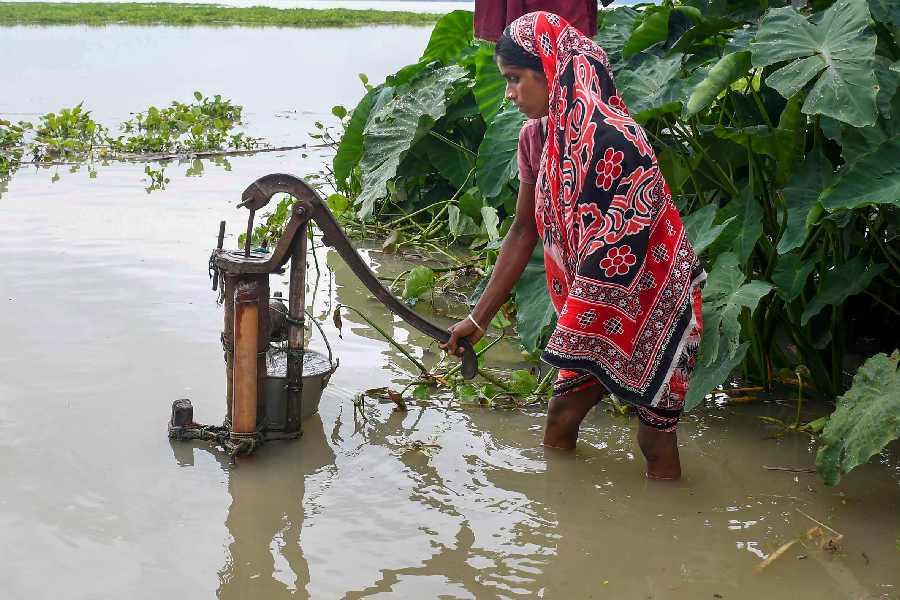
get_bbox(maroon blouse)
[474,1,599,42]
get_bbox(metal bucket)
[262,312,338,432]
[263,348,337,430]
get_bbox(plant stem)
[477,367,510,391]
[385,199,450,229]
[793,373,803,429]
[337,304,429,374]
[863,290,900,318]
[429,130,477,157]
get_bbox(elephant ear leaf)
[594,6,640,68]
[681,203,735,256]
[815,351,900,485]
[513,246,556,354]
[476,103,525,199]
[333,86,393,188]
[800,257,886,325]
[474,43,506,122]
[750,0,878,127]
[617,54,703,122]
[818,135,900,211]
[420,10,474,65]
[357,65,468,218]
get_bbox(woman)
[441,11,705,480]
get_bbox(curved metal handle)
[239,174,478,380]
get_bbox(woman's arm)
[441,181,539,355]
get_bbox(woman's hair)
[495,27,543,72]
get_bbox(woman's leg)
[637,421,681,480]
[543,386,602,450]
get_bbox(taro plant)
[319,1,899,483]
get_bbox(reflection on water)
[217,417,336,598]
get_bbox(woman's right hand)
[440,317,484,357]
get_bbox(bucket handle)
[304,308,337,371]
[269,302,338,371]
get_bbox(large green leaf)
[712,125,794,160]
[423,135,473,188]
[593,6,640,69]
[514,246,556,354]
[476,103,525,198]
[772,252,816,302]
[821,63,900,165]
[777,146,831,254]
[868,0,900,29]
[819,135,900,211]
[474,43,506,123]
[773,91,806,187]
[750,0,878,127]
[684,343,749,411]
[617,54,704,122]
[874,56,900,119]
[357,65,468,218]
[681,203,735,256]
[685,51,751,116]
[333,86,392,188]
[657,148,696,195]
[623,7,670,58]
[800,257,887,325]
[420,10,474,66]
[701,252,774,366]
[705,187,762,264]
[815,351,900,486]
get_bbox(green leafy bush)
[332,1,899,414]
[110,92,260,154]
[0,118,26,178]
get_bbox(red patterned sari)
[508,12,706,429]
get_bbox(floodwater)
[0,0,476,12]
[2,23,900,600]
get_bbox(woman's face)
[497,57,549,119]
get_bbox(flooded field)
[0,0,476,11]
[2,21,899,600]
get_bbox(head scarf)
[508,12,705,407]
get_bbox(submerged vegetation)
[0,92,263,191]
[0,3,438,27]
[250,1,899,484]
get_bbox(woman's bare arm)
[441,181,539,354]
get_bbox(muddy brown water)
[2,23,899,600]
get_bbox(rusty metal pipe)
[233,280,261,434]
[285,226,308,434]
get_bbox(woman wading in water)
[442,11,705,480]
